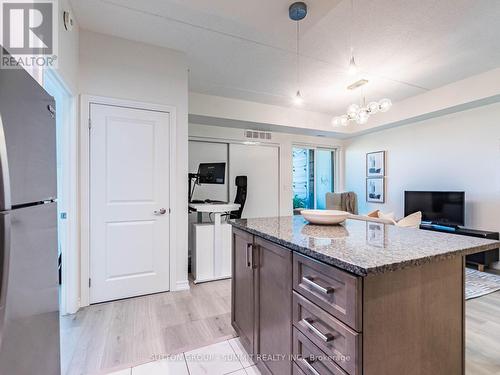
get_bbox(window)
[292,147,335,212]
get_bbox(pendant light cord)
[296,20,300,90]
[350,0,354,56]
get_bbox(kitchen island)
[230,216,500,375]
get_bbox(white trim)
[189,135,280,148]
[291,144,339,209]
[291,141,343,150]
[193,276,231,284]
[43,69,79,315]
[79,95,178,307]
[175,280,191,290]
[336,146,345,192]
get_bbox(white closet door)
[229,144,279,218]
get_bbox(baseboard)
[174,280,190,291]
[193,275,231,284]
[66,299,80,315]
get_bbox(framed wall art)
[366,177,385,203]
[366,151,385,177]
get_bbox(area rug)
[465,268,500,300]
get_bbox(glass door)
[292,147,335,213]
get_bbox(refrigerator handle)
[0,113,11,211]
[0,212,10,347]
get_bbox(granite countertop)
[230,216,500,276]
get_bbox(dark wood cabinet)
[255,236,292,375]
[232,226,467,375]
[231,228,256,355]
[231,229,293,374]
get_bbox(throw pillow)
[378,211,396,223]
[396,211,422,228]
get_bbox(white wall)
[189,123,345,216]
[56,0,79,94]
[79,30,189,291]
[228,143,280,218]
[345,102,500,236]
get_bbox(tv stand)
[420,224,499,270]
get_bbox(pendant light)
[289,2,307,106]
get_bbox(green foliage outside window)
[293,194,307,209]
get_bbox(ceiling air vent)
[244,129,272,141]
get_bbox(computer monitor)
[198,162,226,184]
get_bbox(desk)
[189,202,240,283]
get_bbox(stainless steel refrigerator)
[0,65,60,374]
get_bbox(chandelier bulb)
[340,115,349,126]
[331,117,341,127]
[379,98,392,112]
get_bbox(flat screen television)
[198,162,226,184]
[404,191,465,227]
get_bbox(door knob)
[154,208,167,215]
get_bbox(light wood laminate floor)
[466,290,500,374]
[61,277,500,375]
[61,279,235,375]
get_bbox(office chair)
[224,176,247,220]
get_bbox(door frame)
[79,95,177,308]
[291,144,339,209]
[43,69,79,315]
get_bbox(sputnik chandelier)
[332,97,392,127]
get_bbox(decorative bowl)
[301,210,349,225]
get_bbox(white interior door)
[90,103,170,304]
[229,143,279,218]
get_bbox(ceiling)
[70,0,500,116]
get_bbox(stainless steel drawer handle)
[154,208,167,215]
[300,358,321,375]
[302,276,335,294]
[302,318,334,343]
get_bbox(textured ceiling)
[70,0,500,115]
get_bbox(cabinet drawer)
[293,328,348,375]
[293,292,361,375]
[293,254,362,330]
